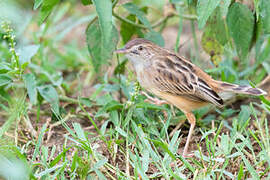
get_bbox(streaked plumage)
[115,38,267,156]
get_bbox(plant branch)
[59,95,79,104]
[112,12,146,29]
[113,11,196,30]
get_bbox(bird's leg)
[182,112,196,157]
[141,91,167,105]
[141,91,169,120]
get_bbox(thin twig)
[4,132,28,143]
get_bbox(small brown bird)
[115,38,267,156]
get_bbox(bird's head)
[115,38,161,63]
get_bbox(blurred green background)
[0,0,270,179]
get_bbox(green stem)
[174,6,183,53]
[78,100,105,142]
[112,0,119,8]
[59,95,79,104]
[112,12,146,29]
[190,20,199,64]
[36,102,40,125]
[113,11,195,30]
[172,12,197,20]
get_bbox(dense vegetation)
[0,0,270,179]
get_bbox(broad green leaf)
[92,0,112,45]
[260,0,270,34]
[0,74,12,86]
[37,85,59,115]
[120,15,138,43]
[202,29,223,65]
[23,73,37,104]
[86,20,119,72]
[219,0,231,17]
[0,62,11,74]
[144,31,164,47]
[0,155,30,180]
[81,0,92,5]
[209,7,228,45]
[170,0,183,3]
[38,85,59,103]
[238,106,250,123]
[123,3,152,29]
[227,3,254,60]
[135,0,165,9]
[197,0,221,29]
[38,0,60,25]
[114,59,128,75]
[201,8,227,65]
[34,0,43,10]
[18,45,40,65]
[79,97,92,107]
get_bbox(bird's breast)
[133,63,152,90]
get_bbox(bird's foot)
[141,91,167,105]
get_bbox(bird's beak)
[114,48,128,54]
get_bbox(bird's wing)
[150,55,223,106]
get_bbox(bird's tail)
[214,81,267,96]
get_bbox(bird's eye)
[138,46,143,51]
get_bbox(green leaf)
[202,28,223,65]
[227,3,254,60]
[37,85,59,115]
[38,0,60,25]
[197,0,221,29]
[73,123,87,141]
[209,7,228,45]
[0,74,12,86]
[237,163,244,180]
[120,15,138,43]
[92,0,112,45]
[144,31,164,47]
[141,149,149,173]
[241,154,259,179]
[87,0,116,67]
[81,0,92,5]
[18,45,40,65]
[123,3,152,29]
[91,158,108,171]
[260,0,270,34]
[148,138,176,160]
[115,127,127,138]
[0,62,11,74]
[219,0,231,17]
[86,20,119,72]
[201,8,227,65]
[34,0,44,10]
[23,73,37,105]
[114,59,128,75]
[79,97,92,107]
